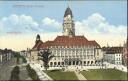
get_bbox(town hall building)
[31,7,103,67]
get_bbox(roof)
[32,40,43,50]
[33,36,100,49]
[102,47,123,54]
[64,7,73,18]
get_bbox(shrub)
[10,66,20,80]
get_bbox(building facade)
[0,49,12,63]
[31,7,103,67]
[122,42,128,66]
[103,47,123,65]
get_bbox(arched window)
[73,61,75,65]
[58,62,60,65]
[84,61,86,64]
[62,62,64,65]
[76,61,79,65]
[50,62,53,66]
[91,61,93,64]
[54,62,57,65]
[87,61,90,65]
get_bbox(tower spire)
[67,0,70,8]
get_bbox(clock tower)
[63,7,75,36]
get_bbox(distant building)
[20,48,31,58]
[122,42,128,66]
[20,50,27,57]
[0,49,12,63]
[30,7,103,67]
[102,47,123,65]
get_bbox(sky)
[0,0,127,51]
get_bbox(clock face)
[68,15,71,18]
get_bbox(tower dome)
[64,7,73,18]
[36,34,40,41]
[35,34,42,45]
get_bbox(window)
[84,61,86,64]
[91,61,93,64]
[58,62,60,65]
[54,62,57,65]
[62,62,64,65]
[87,61,90,64]
[50,62,53,66]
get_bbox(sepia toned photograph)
[0,0,127,80]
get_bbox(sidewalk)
[74,71,87,80]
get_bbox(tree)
[38,49,54,70]
[10,66,20,80]
[26,64,40,80]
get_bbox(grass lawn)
[44,70,78,80]
[81,69,127,80]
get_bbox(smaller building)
[0,49,13,63]
[20,48,32,60]
[20,50,27,57]
[102,47,123,65]
[122,42,128,66]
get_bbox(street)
[0,57,32,80]
[0,58,17,80]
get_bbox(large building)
[31,7,103,67]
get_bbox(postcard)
[0,0,127,80]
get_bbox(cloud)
[0,13,127,51]
[75,13,127,46]
[75,13,126,35]
[0,14,39,33]
[0,15,62,34]
[41,17,62,32]
[42,17,60,27]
